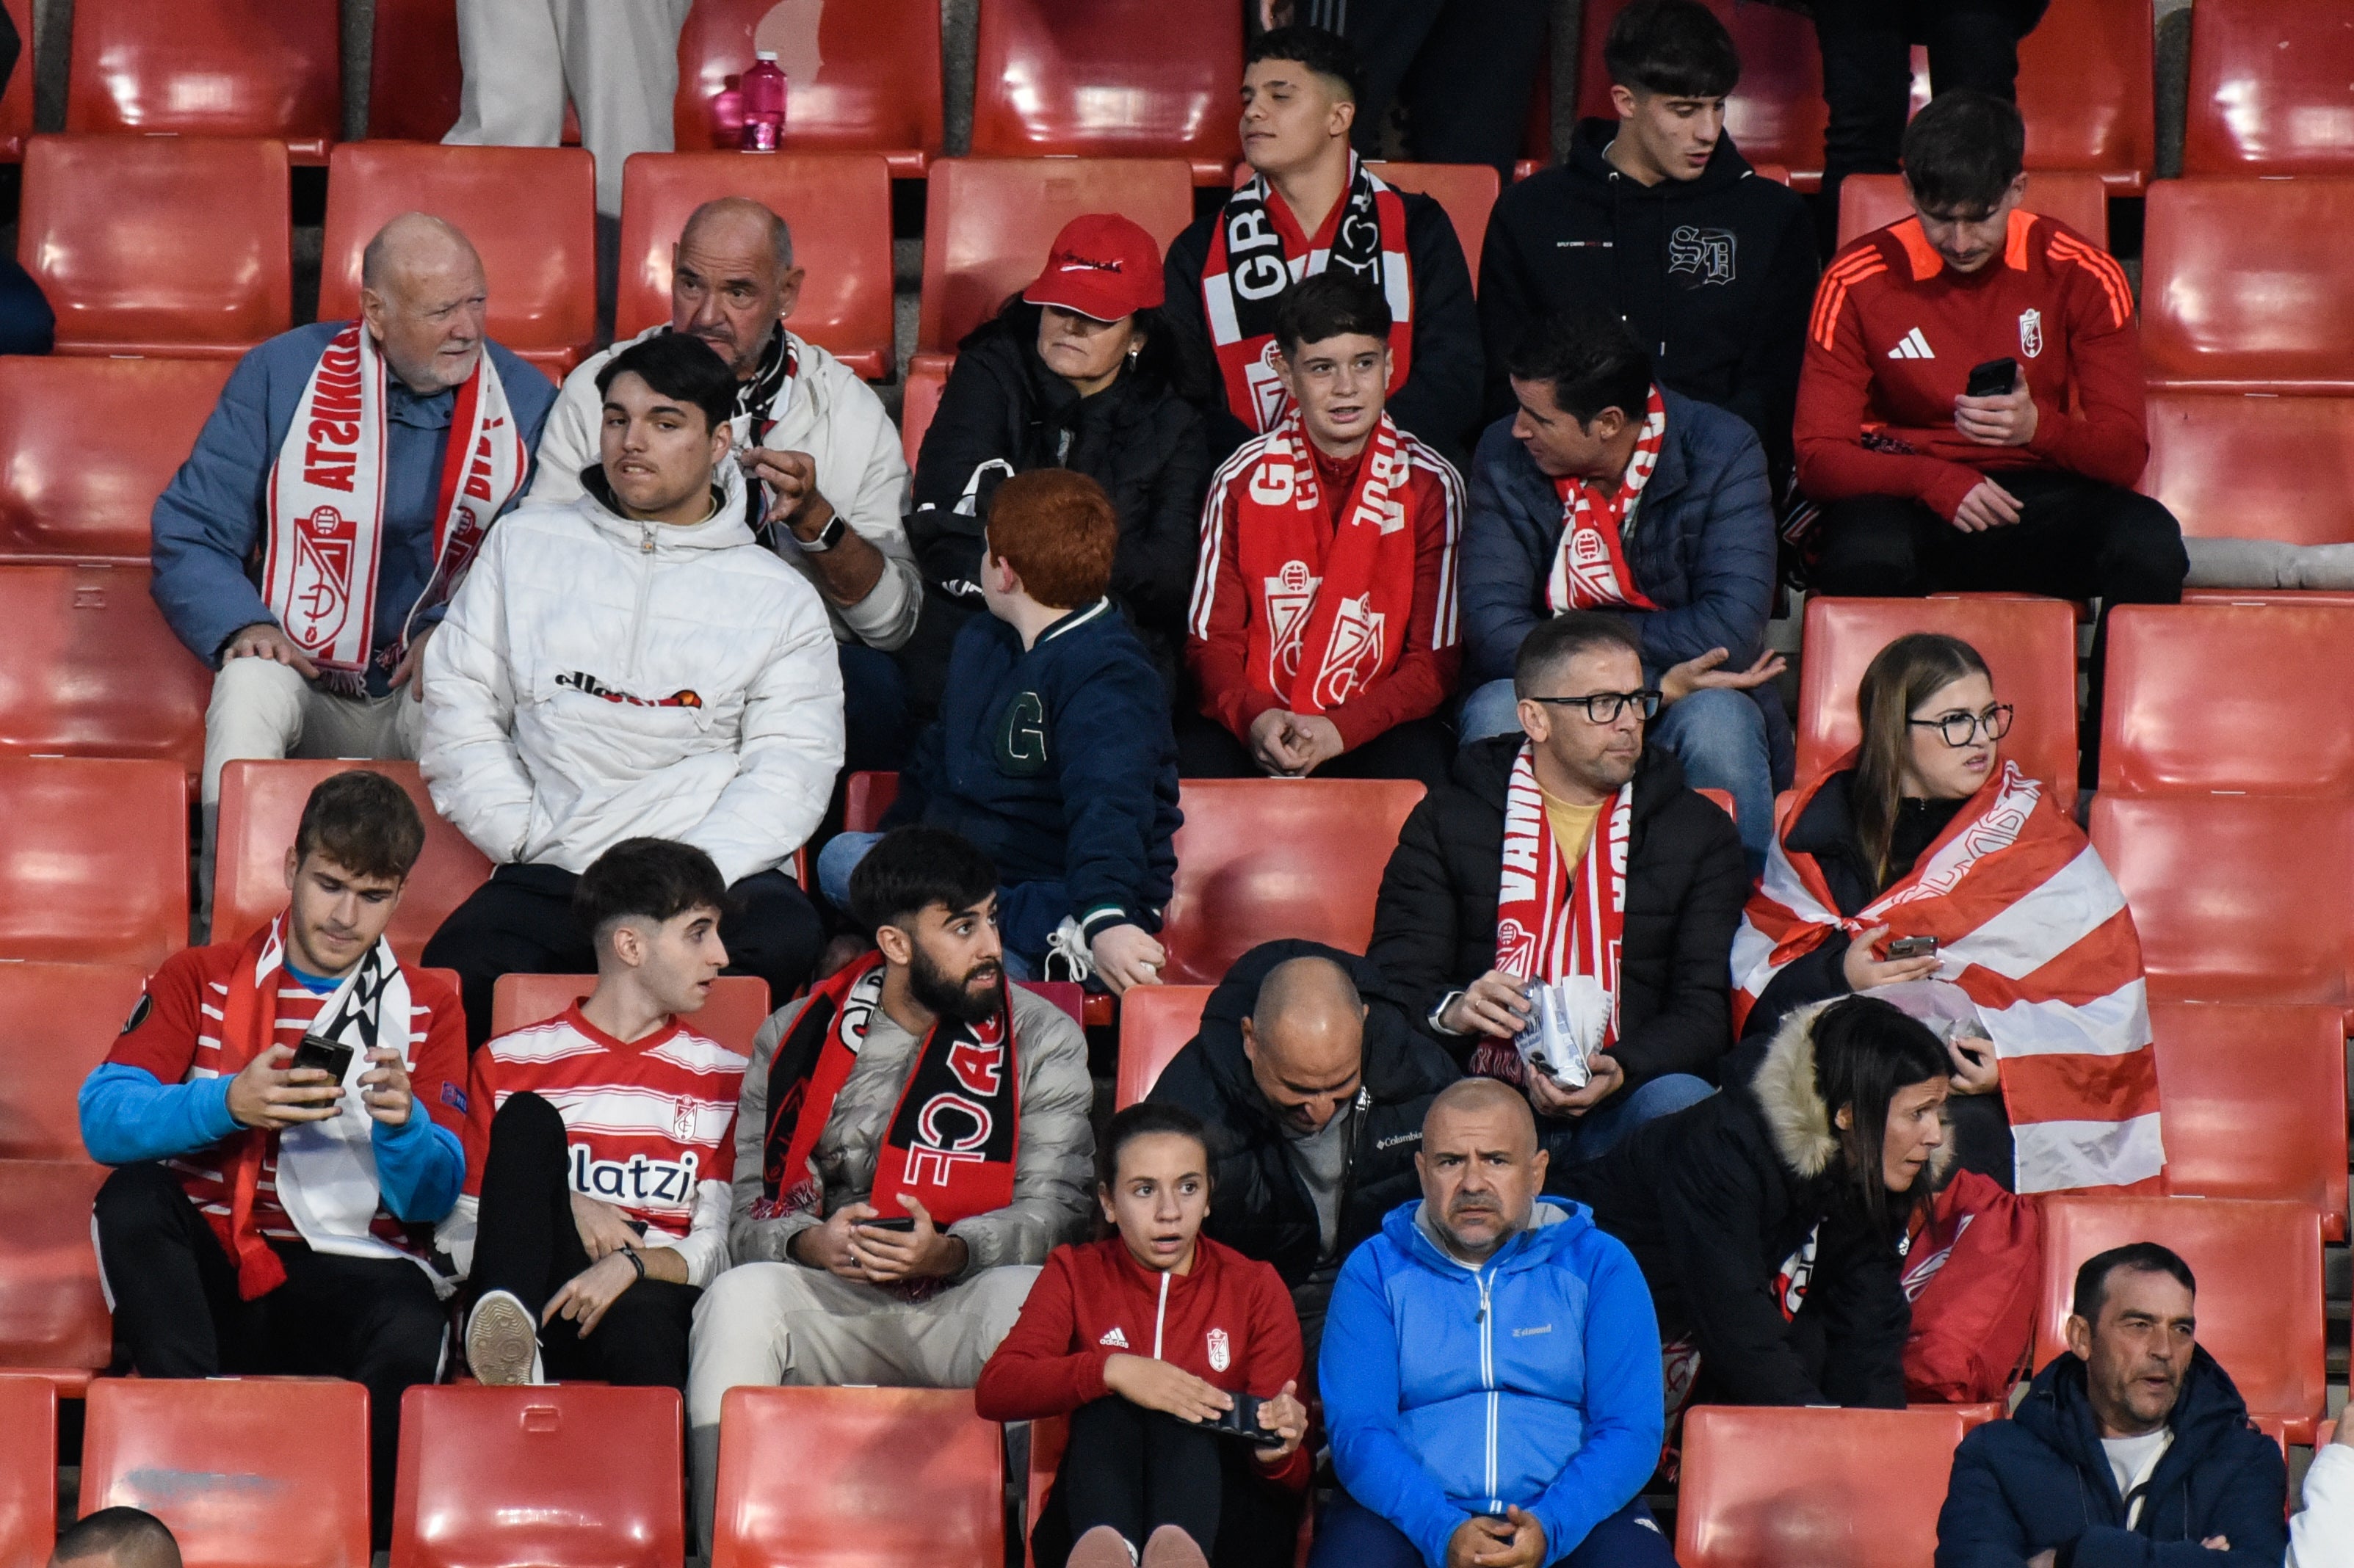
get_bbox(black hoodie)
[1478,120,1819,485]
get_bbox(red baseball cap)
[1021,214,1167,322]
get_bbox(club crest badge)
[1206,1328,1231,1372]
[1263,559,1321,685]
[2018,307,2044,360]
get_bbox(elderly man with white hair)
[152,212,559,911]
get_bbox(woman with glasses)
[1728,632,2159,1196]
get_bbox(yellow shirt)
[1540,789,1604,872]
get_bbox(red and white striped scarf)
[1731,756,2162,1195]
[1546,385,1667,612]
[1494,744,1634,1039]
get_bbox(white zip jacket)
[529,327,920,650]
[421,460,844,885]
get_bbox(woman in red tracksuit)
[978,1103,1311,1568]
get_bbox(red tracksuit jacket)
[975,1235,1311,1489]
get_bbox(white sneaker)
[465,1290,543,1386]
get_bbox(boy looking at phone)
[81,770,469,1544]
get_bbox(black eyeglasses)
[1908,703,2016,747]
[1525,689,1662,725]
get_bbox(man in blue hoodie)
[1316,1078,1671,1568]
[819,468,1181,995]
[1935,1242,2286,1568]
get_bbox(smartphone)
[858,1216,917,1233]
[289,1034,353,1085]
[1194,1393,1287,1448]
[1964,357,2018,399]
[1886,935,1940,960]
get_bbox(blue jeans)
[814,830,1051,979]
[1306,1488,1675,1568]
[1541,1072,1714,1169]
[1460,677,1772,874]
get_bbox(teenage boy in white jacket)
[421,332,844,1045]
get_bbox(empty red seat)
[0,0,29,161]
[2090,793,2352,1006]
[916,157,1198,363]
[82,1378,370,1568]
[365,0,461,142]
[2011,0,2154,192]
[901,359,949,468]
[392,1384,684,1568]
[1114,984,1214,1109]
[491,973,773,1056]
[19,135,293,359]
[710,1386,1002,1568]
[213,759,490,960]
[0,564,212,773]
[67,0,339,159]
[0,962,145,1163]
[1578,0,1830,187]
[843,769,902,833]
[2148,1001,2348,1238]
[1365,162,1499,282]
[2142,177,2354,393]
[2036,1194,2325,1437]
[1835,170,2109,250]
[672,0,943,175]
[968,0,1241,182]
[319,142,598,377]
[2140,391,2354,544]
[618,150,895,379]
[1796,595,2079,806]
[0,758,187,968]
[2100,603,2354,795]
[0,1160,111,1385]
[1675,1405,1971,1567]
[0,1376,56,1566]
[2182,0,2354,176]
[1161,780,1427,986]
[0,357,232,562]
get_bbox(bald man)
[153,212,558,915]
[532,197,921,769]
[1148,939,1456,1360]
[48,1508,181,1568]
[1314,1078,1673,1568]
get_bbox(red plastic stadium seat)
[618,151,894,379]
[1364,162,1499,283]
[0,1376,56,1566]
[0,962,145,1163]
[393,1384,684,1568]
[2148,1001,2348,1239]
[2090,794,2352,1006]
[1114,984,1214,1108]
[2182,0,2354,177]
[0,0,29,161]
[18,135,293,359]
[2100,603,2354,795]
[844,769,902,833]
[67,0,339,159]
[2142,178,2354,393]
[1696,788,1736,827]
[0,358,231,562]
[710,1386,1002,1568]
[366,0,460,142]
[319,143,598,373]
[2011,0,2154,192]
[212,760,490,960]
[673,0,944,175]
[82,1378,370,1568]
[2036,1195,2325,1439]
[1676,1405,1971,1567]
[1161,780,1426,986]
[968,0,1240,182]
[0,1161,112,1382]
[1796,595,2079,807]
[1578,0,1829,187]
[902,359,949,468]
[1026,1414,1068,1568]
[2140,391,2354,545]
[0,564,212,774]
[916,157,1197,363]
[1835,170,2109,250]
[491,973,772,1056]
[0,758,186,968]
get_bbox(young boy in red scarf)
[1185,272,1464,791]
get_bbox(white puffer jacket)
[420,461,844,885]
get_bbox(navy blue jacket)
[897,598,1181,941]
[1460,387,1792,785]
[1935,1349,2287,1568]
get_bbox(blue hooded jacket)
[1319,1197,1663,1568]
[1935,1347,2286,1568]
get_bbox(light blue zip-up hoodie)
[1319,1197,1664,1568]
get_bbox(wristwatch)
[792,509,850,553]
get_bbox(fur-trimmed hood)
[1743,998,1956,1187]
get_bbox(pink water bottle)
[739,51,786,152]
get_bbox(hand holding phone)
[226,1043,344,1130]
[1963,357,2019,399]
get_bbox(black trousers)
[1033,1398,1304,1568]
[1176,711,1456,793]
[424,861,823,1048]
[92,1161,447,1543]
[1297,0,1551,177]
[471,1091,699,1388]
[1809,469,2187,783]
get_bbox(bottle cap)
[756,50,779,61]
